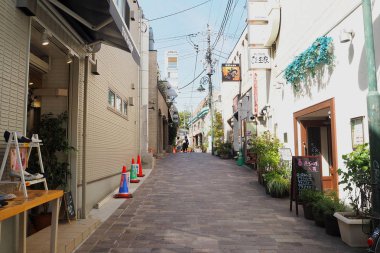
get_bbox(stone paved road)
[76,153,365,253]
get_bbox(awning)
[49,0,140,64]
[166,87,178,98]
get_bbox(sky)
[139,0,247,113]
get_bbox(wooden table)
[0,190,63,253]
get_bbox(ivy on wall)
[284,36,334,88]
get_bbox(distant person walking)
[182,136,189,153]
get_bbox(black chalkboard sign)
[290,156,323,215]
[60,191,76,221]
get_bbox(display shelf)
[0,132,48,198]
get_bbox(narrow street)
[76,154,363,253]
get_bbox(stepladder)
[0,131,48,198]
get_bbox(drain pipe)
[81,56,89,219]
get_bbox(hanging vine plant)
[284,36,334,88]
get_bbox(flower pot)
[334,212,369,247]
[302,202,314,220]
[270,191,287,198]
[324,214,340,237]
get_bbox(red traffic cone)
[137,155,145,177]
[114,166,132,198]
[130,158,140,183]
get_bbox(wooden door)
[301,120,336,190]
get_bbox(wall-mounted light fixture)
[129,97,135,106]
[66,51,73,64]
[260,105,270,115]
[339,29,355,43]
[91,59,100,75]
[41,30,50,46]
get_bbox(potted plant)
[28,112,74,231]
[299,189,324,220]
[334,143,371,247]
[267,174,290,198]
[248,131,282,184]
[322,193,346,236]
[218,142,232,159]
[263,170,277,195]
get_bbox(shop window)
[108,90,115,107]
[116,96,122,112]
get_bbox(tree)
[212,111,224,149]
[179,111,191,129]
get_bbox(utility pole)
[362,0,380,220]
[206,24,214,155]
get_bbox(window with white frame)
[108,88,128,117]
[123,101,128,115]
[108,90,115,107]
[116,96,122,112]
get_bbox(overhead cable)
[147,0,211,22]
[178,70,206,90]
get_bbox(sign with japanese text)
[290,156,323,215]
[249,48,271,69]
[222,64,241,82]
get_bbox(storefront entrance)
[293,98,338,191]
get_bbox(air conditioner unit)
[129,97,134,106]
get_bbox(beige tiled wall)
[85,44,139,183]
[0,0,29,140]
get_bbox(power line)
[178,70,206,90]
[147,0,211,22]
[212,0,234,49]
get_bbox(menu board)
[60,191,76,221]
[290,156,322,215]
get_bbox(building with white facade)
[165,50,179,89]
[224,0,380,199]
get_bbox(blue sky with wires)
[139,0,247,113]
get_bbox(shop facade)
[0,2,143,242]
[222,0,380,200]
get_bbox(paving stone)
[76,153,365,253]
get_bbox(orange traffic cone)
[137,155,145,177]
[114,166,132,198]
[130,158,140,183]
[173,146,176,154]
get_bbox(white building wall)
[140,18,150,155]
[267,0,380,200]
[221,28,248,149]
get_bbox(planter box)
[334,212,369,247]
[324,214,340,237]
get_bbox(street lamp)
[197,84,206,92]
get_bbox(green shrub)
[267,174,290,197]
[299,189,324,204]
[338,143,371,217]
[248,131,282,172]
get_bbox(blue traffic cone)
[114,166,133,198]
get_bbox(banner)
[222,64,241,81]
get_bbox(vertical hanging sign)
[253,72,258,115]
